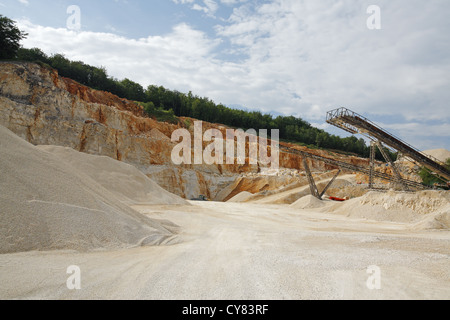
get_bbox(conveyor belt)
[326,108,450,182]
[279,145,427,190]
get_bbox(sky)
[1,0,449,151]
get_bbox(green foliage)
[419,168,442,186]
[183,118,192,129]
[16,47,50,63]
[138,101,179,124]
[0,15,28,59]
[120,78,146,102]
[419,158,450,186]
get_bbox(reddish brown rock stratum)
[0,62,370,200]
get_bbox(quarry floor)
[1,201,449,300]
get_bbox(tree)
[88,66,109,90]
[0,15,28,59]
[119,78,145,102]
[16,47,50,64]
[419,158,450,187]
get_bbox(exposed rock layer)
[0,62,371,199]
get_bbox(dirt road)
[0,202,449,300]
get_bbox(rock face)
[0,62,371,199]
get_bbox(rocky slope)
[0,62,371,199]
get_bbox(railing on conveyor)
[326,107,450,182]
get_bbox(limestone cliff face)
[0,62,176,164]
[0,62,370,200]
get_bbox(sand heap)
[0,126,182,254]
[423,149,450,163]
[290,195,327,209]
[227,192,255,203]
[236,174,361,205]
[37,145,187,206]
[322,190,450,230]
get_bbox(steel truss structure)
[278,107,449,200]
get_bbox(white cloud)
[18,20,224,93]
[172,0,195,4]
[215,0,450,148]
[379,122,450,151]
[187,0,219,17]
[220,0,247,4]
[216,0,450,121]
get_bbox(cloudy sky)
[2,0,449,150]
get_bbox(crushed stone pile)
[38,145,188,206]
[321,190,450,230]
[290,195,327,209]
[227,192,255,203]
[0,126,180,254]
[423,149,450,163]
